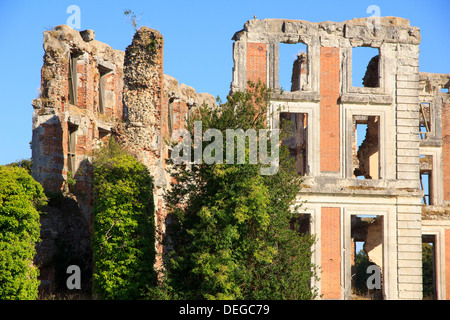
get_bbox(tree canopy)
[0,165,46,299]
[91,138,156,299]
[160,82,318,299]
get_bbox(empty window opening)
[98,67,108,114]
[420,154,432,205]
[419,103,431,140]
[98,128,110,140]
[168,98,175,138]
[68,124,78,175]
[353,116,380,179]
[352,47,380,88]
[441,87,449,94]
[68,52,81,105]
[422,235,437,300]
[290,213,313,291]
[279,42,308,92]
[420,172,431,205]
[290,213,311,235]
[351,214,384,300]
[280,112,308,175]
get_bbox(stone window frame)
[68,51,82,106]
[342,205,397,300]
[230,35,321,101]
[340,42,395,107]
[96,59,115,115]
[421,224,448,300]
[419,146,444,206]
[67,123,78,175]
[269,101,320,177]
[290,203,320,296]
[418,96,442,143]
[342,104,394,180]
[419,101,432,140]
[269,36,321,101]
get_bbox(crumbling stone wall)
[32,25,125,221]
[291,52,307,91]
[32,24,216,293]
[362,55,379,88]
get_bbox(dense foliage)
[352,249,373,296]
[0,166,46,299]
[6,159,33,176]
[159,82,318,299]
[91,138,156,299]
[422,242,435,299]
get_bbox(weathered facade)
[230,16,450,299]
[31,25,216,291]
[32,17,450,299]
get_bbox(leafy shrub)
[422,243,435,299]
[0,166,46,299]
[91,138,156,299]
[162,82,317,299]
[6,159,33,176]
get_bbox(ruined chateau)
[31,16,450,299]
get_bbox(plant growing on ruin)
[160,81,318,300]
[66,171,77,187]
[124,9,142,31]
[91,137,157,299]
[0,166,46,300]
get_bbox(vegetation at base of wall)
[352,250,373,296]
[422,243,434,299]
[0,166,47,300]
[156,81,318,300]
[91,137,157,299]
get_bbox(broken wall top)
[44,25,124,71]
[233,16,421,46]
[419,72,450,97]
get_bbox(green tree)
[0,166,46,299]
[353,249,373,296]
[6,159,33,176]
[161,82,317,299]
[422,242,435,299]
[91,138,156,299]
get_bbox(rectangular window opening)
[351,214,384,300]
[352,47,380,88]
[279,42,308,92]
[420,154,433,205]
[98,128,110,140]
[441,87,449,94]
[290,213,311,235]
[98,67,108,114]
[168,98,175,138]
[353,116,380,179]
[419,103,431,140]
[68,52,81,105]
[280,112,308,175]
[420,171,432,205]
[68,124,78,175]
[422,235,437,300]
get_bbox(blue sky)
[0,0,449,165]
